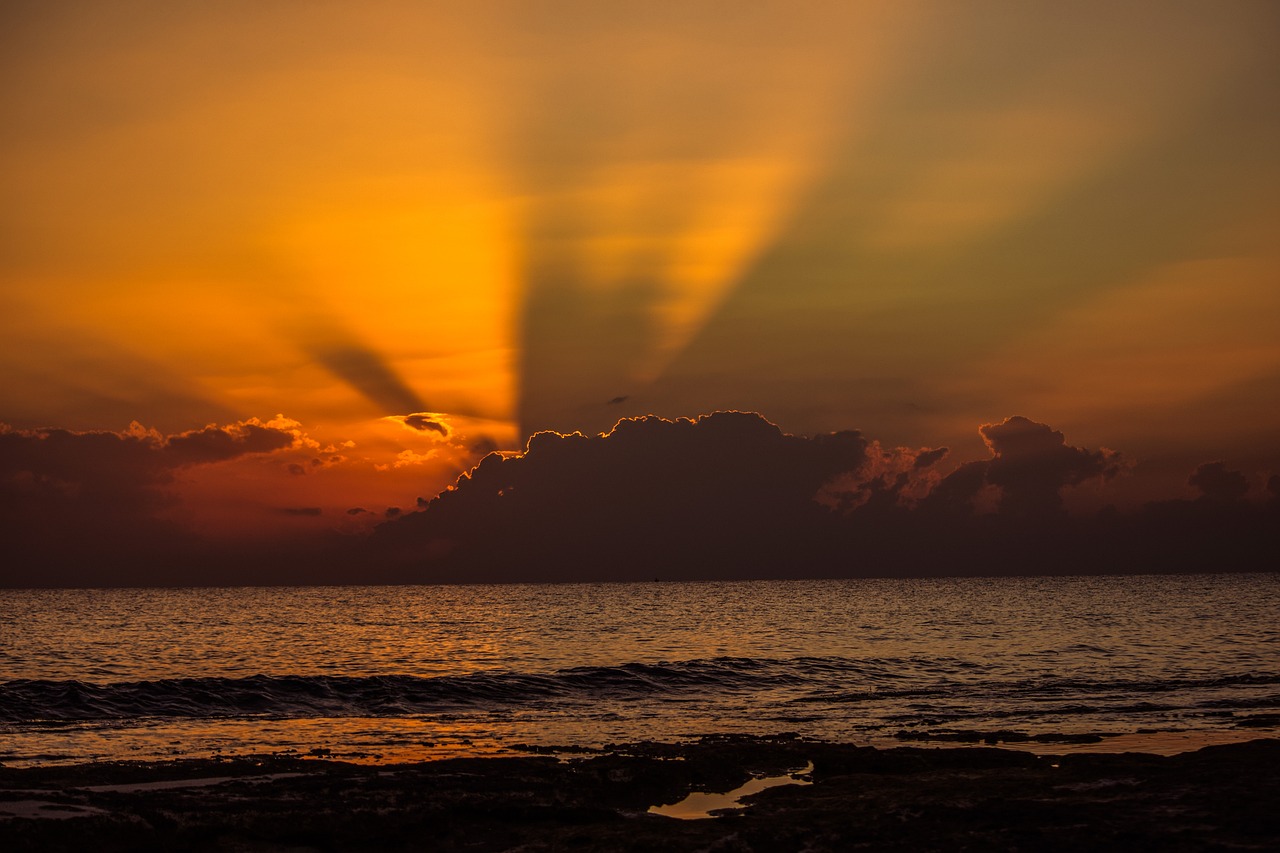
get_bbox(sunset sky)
[2,2,1278,582]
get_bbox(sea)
[2,574,1277,768]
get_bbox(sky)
[2,1,1278,585]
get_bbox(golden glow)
[2,2,1278,530]
[960,256,1280,443]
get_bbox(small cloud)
[297,455,343,473]
[1188,461,1249,501]
[385,507,401,518]
[607,395,629,405]
[376,448,438,471]
[347,507,368,515]
[388,412,452,438]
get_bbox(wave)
[3,657,1277,724]
[0,658,790,722]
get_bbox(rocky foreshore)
[3,735,1278,851]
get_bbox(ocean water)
[2,574,1277,767]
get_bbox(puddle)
[648,762,813,820]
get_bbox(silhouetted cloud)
[0,418,302,586]
[372,411,870,581]
[163,421,295,465]
[393,413,451,438]
[816,443,950,514]
[355,410,1278,584]
[0,418,298,488]
[1188,461,1249,502]
[5,410,1275,587]
[925,417,1125,518]
[979,417,1125,515]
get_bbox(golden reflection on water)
[3,576,1277,767]
[2,717,518,769]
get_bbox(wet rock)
[0,738,1276,851]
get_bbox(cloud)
[389,412,452,438]
[373,449,439,472]
[361,410,1280,583]
[816,442,950,513]
[6,409,1275,587]
[287,453,347,476]
[981,416,1126,513]
[162,420,296,466]
[371,411,870,581]
[926,416,1126,518]
[0,417,303,584]
[0,417,298,492]
[1188,461,1249,501]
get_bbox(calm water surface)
[2,575,1277,766]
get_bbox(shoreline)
[6,720,1275,771]
[875,725,1279,756]
[3,735,1278,851]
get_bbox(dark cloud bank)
[1,420,297,586]
[361,412,1277,586]
[2,412,1276,587]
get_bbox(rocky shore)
[3,736,1278,851]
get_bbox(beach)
[3,735,1278,851]
[5,579,1276,849]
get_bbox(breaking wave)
[4,656,1278,724]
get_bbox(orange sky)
[2,1,1278,540]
